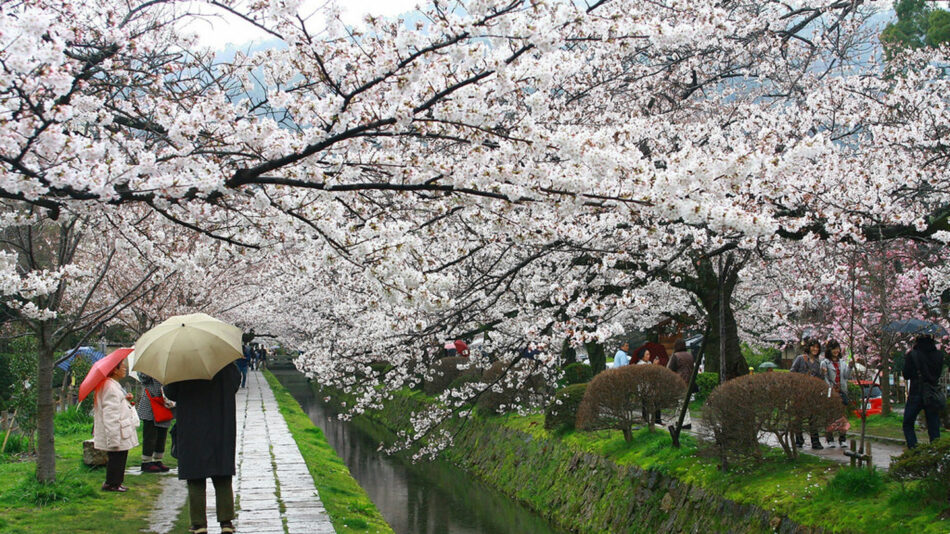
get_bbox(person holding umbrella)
[134,313,243,534]
[90,354,139,492]
[902,334,946,448]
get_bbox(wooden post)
[849,439,856,468]
[1,407,18,454]
[718,254,726,384]
[669,326,709,448]
[61,370,71,410]
[866,441,872,470]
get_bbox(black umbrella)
[883,318,948,337]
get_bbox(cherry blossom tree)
[0,203,187,482]
[5,0,950,457]
[755,238,950,452]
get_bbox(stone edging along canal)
[343,389,828,534]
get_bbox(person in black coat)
[902,335,946,448]
[164,363,241,534]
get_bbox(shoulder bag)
[145,388,174,423]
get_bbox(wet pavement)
[140,370,335,534]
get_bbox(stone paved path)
[143,369,335,534]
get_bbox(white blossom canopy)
[2,0,949,452]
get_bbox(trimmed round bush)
[703,372,844,467]
[560,363,593,386]
[890,437,950,504]
[476,359,548,414]
[447,371,483,393]
[544,383,588,431]
[694,372,719,401]
[577,364,685,440]
[424,357,476,395]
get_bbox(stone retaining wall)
[321,386,830,534]
[443,420,823,534]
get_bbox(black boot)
[811,439,824,450]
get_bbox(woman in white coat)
[93,358,139,492]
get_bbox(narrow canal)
[272,369,564,534]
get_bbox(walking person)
[667,339,695,430]
[164,362,242,534]
[258,346,268,370]
[791,338,824,449]
[93,358,139,492]
[819,339,851,448]
[902,334,946,448]
[137,372,173,472]
[613,341,630,368]
[237,345,250,387]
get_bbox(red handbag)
[145,389,174,423]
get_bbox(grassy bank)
[262,370,394,534]
[0,408,177,534]
[361,389,949,533]
[847,411,906,441]
[499,414,947,533]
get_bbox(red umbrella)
[77,348,133,402]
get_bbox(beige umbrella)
[132,313,242,384]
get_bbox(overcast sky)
[183,0,422,50]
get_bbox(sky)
[182,0,422,50]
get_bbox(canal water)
[272,369,564,534]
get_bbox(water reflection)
[273,370,563,534]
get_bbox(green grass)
[0,407,177,533]
[827,467,886,497]
[322,385,948,533]
[263,370,394,534]
[848,410,906,441]
[497,411,950,533]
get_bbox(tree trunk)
[35,333,56,483]
[701,298,747,379]
[585,342,606,374]
[880,365,891,416]
[560,339,577,366]
[673,252,749,381]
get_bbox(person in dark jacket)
[255,345,267,370]
[790,338,824,449]
[902,335,946,448]
[237,345,250,388]
[164,363,241,534]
